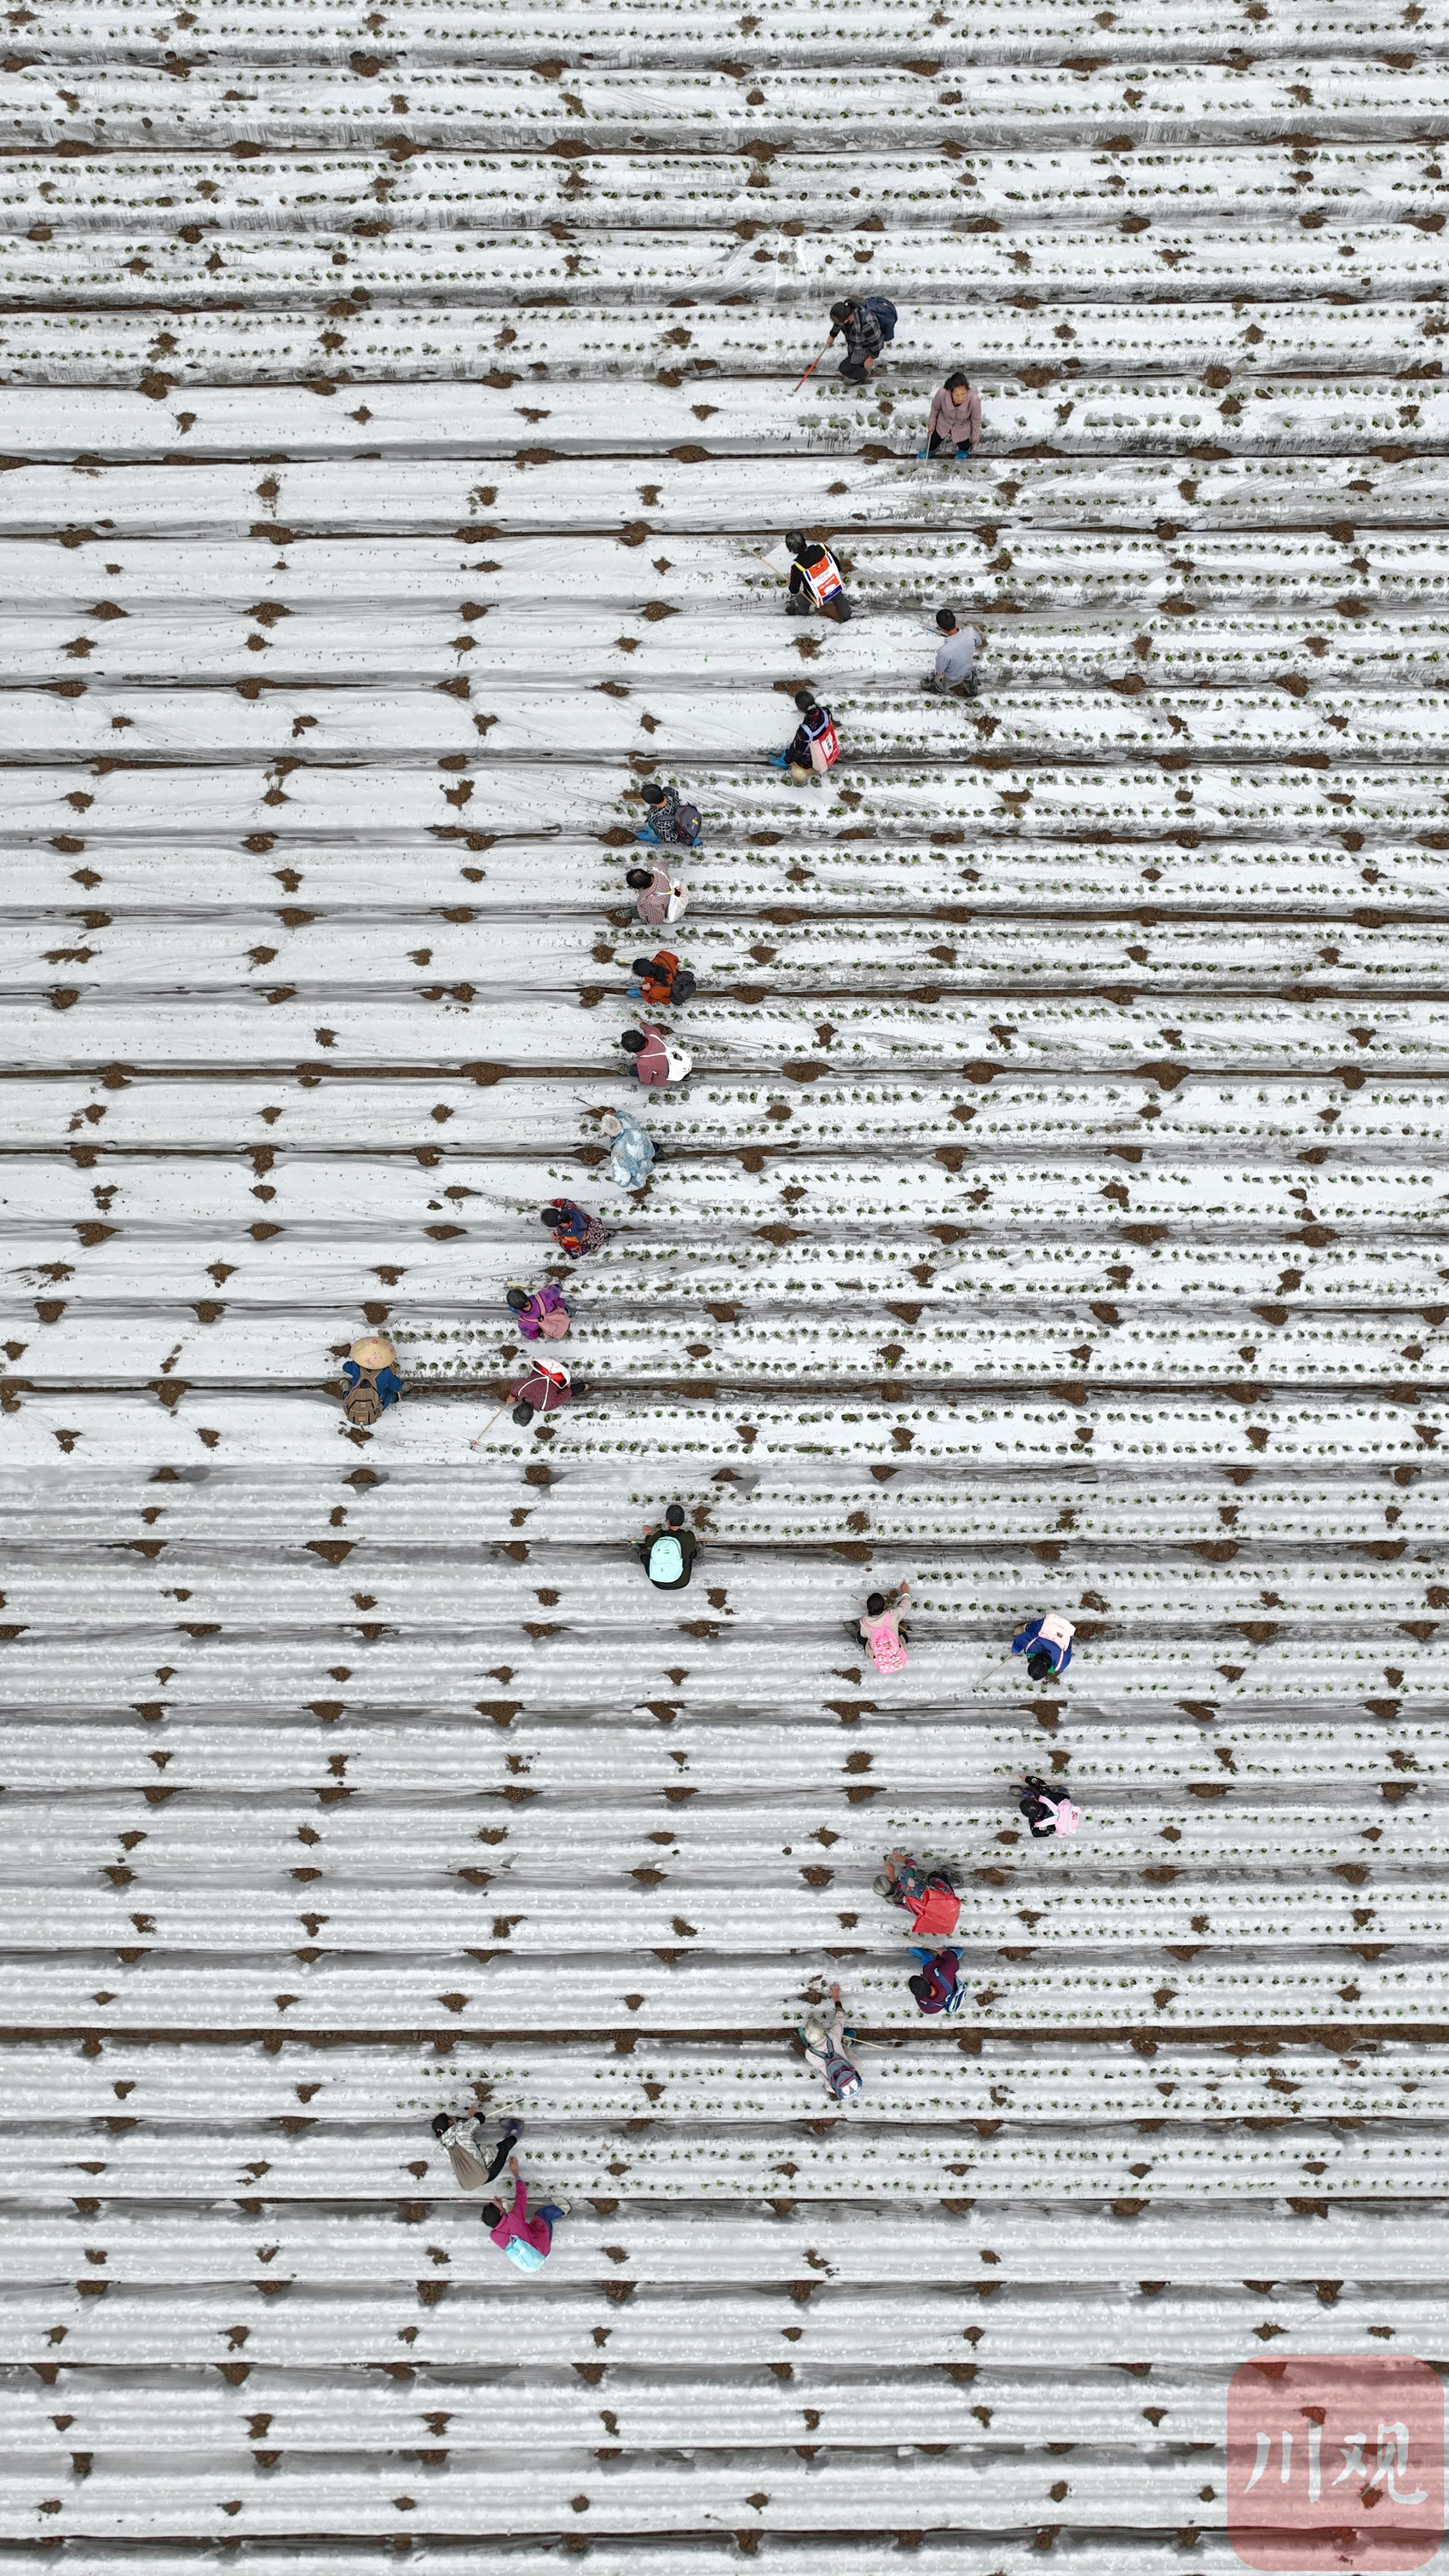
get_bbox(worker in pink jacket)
[855,1585,909,1672]
[619,1023,692,1087]
[482,2156,568,2273]
[920,372,982,460]
[626,864,688,927]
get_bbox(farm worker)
[505,1282,571,1342]
[784,532,852,623]
[540,1199,609,1258]
[431,2109,522,2192]
[637,1502,700,1589]
[602,1105,655,1189]
[482,2157,568,2272]
[908,1949,963,2015]
[1011,1613,1076,1681]
[856,1585,909,1672]
[627,950,696,1008]
[636,781,701,846]
[828,294,897,380]
[768,690,840,783]
[908,1948,964,2015]
[919,372,982,459]
[341,1333,401,1427]
[626,864,689,926]
[800,1984,864,2099]
[620,1023,692,1087]
[1019,1774,1082,1839]
[922,607,980,699]
[508,1356,576,1424]
[874,1849,961,1938]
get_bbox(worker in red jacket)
[508,1358,578,1424]
[874,1849,961,1938]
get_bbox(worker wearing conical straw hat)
[341,1333,401,1427]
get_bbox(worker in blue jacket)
[1011,1613,1076,1682]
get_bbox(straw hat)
[349,1335,395,1371]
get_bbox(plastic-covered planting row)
[0,452,1442,531]
[15,910,1449,983]
[1,374,1444,456]
[8,0,1443,61]
[16,684,1449,769]
[0,56,1443,118]
[0,844,1440,918]
[0,1944,1441,2042]
[7,1068,1449,1141]
[10,528,1449,606]
[12,753,1449,830]
[3,144,1448,224]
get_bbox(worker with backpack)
[784,532,852,623]
[636,781,702,847]
[769,690,840,784]
[1019,1773,1082,1839]
[1011,1612,1076,1682]
[340,1333,402,1427]
[828,295,897,381]
[627,950,696,1009]
[907,1948,964,2016]
[636,1502,701,1589]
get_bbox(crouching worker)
[342,1333,401,1427]
[874,1849,961,1939]
[637,1502,700,1589]
[431,2108,522,2192]
[540,1198,609,1259]
[855,1584,909,1672]
[828,293,896,381]
[769,690,840,784]
[799,1984,864,2099]
[636,780,702,847]
[506,1281,571,1342]
[922,607,980,699]
[509,1356,577,1425]
[627,950,696,1009]
[919,371,981,460]
[620,1022,693,1087]
[1019,1773,1082,1839]
[602,1104,655,1189]
[908,1948,963,2016]
[626,863,689,926]
[784,531,852,623]
[1011,1612,1076,1682]
[482,2154,568,2273]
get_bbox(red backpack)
[806,709,840,772]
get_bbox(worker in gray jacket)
[431,2110,522,2192]
[922,606,980,699]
